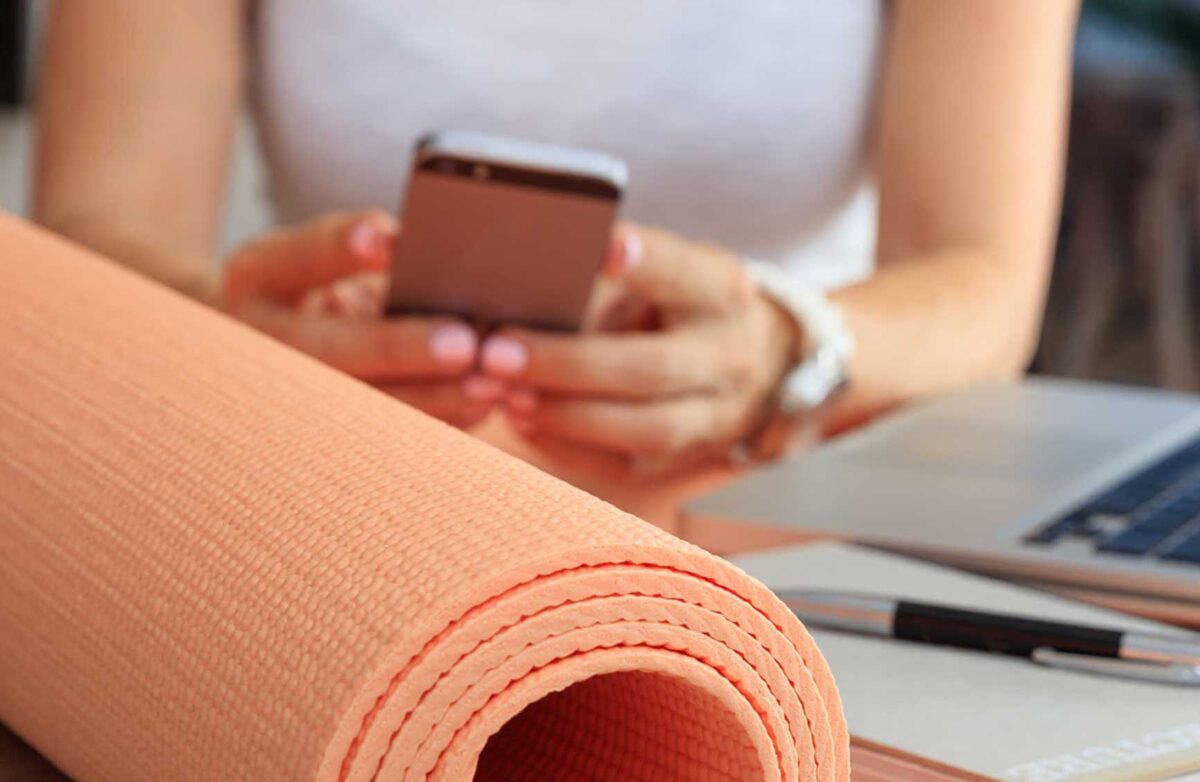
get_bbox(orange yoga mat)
[0,214,848,781]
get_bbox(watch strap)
[737,259,855,461]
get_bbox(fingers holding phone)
[483,226,799,476]
[219,210,489,428]
[223,210,394,307]
[206,132,800,467]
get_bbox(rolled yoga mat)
[0,214,849,782]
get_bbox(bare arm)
[32,2,487,427]
[475,1,1082,473]
[34,0,243,298]
[831,0,1080,428]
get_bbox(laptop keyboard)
[1026,434,1200,564]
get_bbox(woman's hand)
[220,211,489,428]
[479,226,800,475]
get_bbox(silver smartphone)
[385,131,628,332]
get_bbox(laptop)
[686,378,1200,606]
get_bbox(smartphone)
[385,131,628,332]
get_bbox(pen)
[776,589,1200,686]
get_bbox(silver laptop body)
[688,379,1200,604]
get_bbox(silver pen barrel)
[776,590,896,637]
[1121,632,1200,666]
[1032,647,1200,686]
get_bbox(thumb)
[607,224,750,316]
[223,210,397,305]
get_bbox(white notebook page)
[734,543,1200,782]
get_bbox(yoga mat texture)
[0,215,848,781]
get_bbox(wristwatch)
[735,260,855,462]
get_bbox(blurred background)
[1,0,1198,392]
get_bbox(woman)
[34,1,1079,475]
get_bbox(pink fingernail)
[429,323,477,367]
[505,389,538,415]
[462,374,506,403]
[348,220,388,264]
[620,229,643,272]
[481,336,529,377]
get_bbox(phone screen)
[386,149,622,332]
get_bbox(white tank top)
[252,1,884,289]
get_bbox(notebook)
[732,543,1200,782]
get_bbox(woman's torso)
[253,1,884,288]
